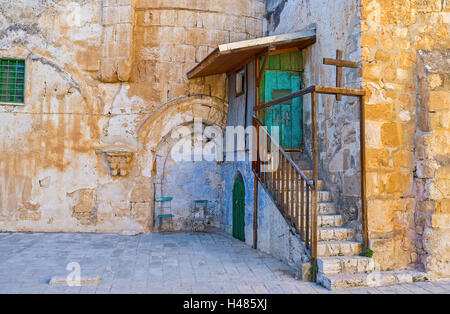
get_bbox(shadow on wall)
[151,121,224,231]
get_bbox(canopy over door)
[187,29,316,79]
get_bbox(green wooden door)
[262,71,302,150]
[232,179,245,242]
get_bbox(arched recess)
[137,95,228,177]
[135,95,228,231]
[151,120,224,230]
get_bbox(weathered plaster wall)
[256,181,310,269]
[361,0,449,277]
[0,0,264,233]
[264,0,364,237]
[221,160,309,270]
[221,161,256,246]
[152,122,223,231]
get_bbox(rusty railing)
[252,85,366,280]
[252,116,317,252]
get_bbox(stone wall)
[152,122,223,231]
[221,160,309,271]
[264,0,364,238]
[361,0,449,277]
[414,50,450,279]
[0,0,264,233]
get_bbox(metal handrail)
[252,85,366,282]
[253,116,313,187]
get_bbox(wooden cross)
[323,49,359,101]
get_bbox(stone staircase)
[290,154,428,290]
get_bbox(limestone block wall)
[99,0,135,82]
[415,50,450,279]
[264,0,364,238]
[361,0,449,276]
[0,0,264,233]
[131,0,265,112]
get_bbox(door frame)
[232,175,245,242]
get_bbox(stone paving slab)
[0,231,448,294]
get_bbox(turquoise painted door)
[262,71,302,150]
[232,179,245,242]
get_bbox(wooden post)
[295,171,299,232]
[253,56,260,250]
[252,51,271,250]
[289,164,297,228]
[305,185,310,248]
[281,157,285,215]
[311,91,319,281]
[300,177,305,241]
[336,50,343,101]
[360,95,369,251]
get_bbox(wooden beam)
[254,86,315,111]
[225,55,256,76]
[187,48,220,79]
[323,58,358,68]
[256,52,269,87]
[314,86,365,96]
[219,30,316,55]
[269,46,301,56]
[254,85,365,111]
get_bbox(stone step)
[268,188,330,205]
[273,178,325,190]
[317,180,325,190]
[317,256,375,276]
[293,160,311,169]
[303,170,313,178]
[318,202,337,214]
[279,201,337,217]
[318,191,331,202]
[318,227,354,241]
[318,214,343,227]
[317,270,429,291]
[292,188,329,200]
[317,241,362,257]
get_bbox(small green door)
[232,179,245,242]
[262,71,302,150]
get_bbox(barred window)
[0,59,25,104]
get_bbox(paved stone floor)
[0,230,448,294]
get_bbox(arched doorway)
[151,121,223,231]
[136,95,228,232]
[232,175,245,242]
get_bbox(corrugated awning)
[187,29,316,79]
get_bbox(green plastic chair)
[155,197,174,231]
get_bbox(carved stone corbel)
[105,151,134,177]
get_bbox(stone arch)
[135,95,228,231]
[151,119,224,231]
[234,171,244,183]
[136,95,228,177]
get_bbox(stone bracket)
[96,148,135,177]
